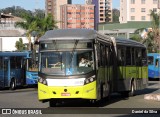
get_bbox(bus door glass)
[105,46,109,81]
[141,49,148,80]
[0,57,4,87]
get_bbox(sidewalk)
[144,81,160,101]
[144,94,160,101]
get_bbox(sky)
[0,0,120,11]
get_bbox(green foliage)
[112,9,120,23]
[130,34,142,42]
[15,38,26,51]
[133,10,160,53]
[0,6,44,18]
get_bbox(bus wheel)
[129,82,135,97]
[10,79,15,90]
[49,100,57,107]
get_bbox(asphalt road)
[0,81,160,117]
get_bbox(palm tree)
[15,13,38,50]
[15,13,58,49]
[15,13,58,66]
[150,10,160,51]
[36,13,58,40]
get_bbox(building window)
[141,8,146,12]
[141,0,145,4]
[131,16,135,20]
[131,0,135,4]
[153,0,158,4]
[131,8,135,12]
[141,16,146,20]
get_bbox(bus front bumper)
[38,81,97,101]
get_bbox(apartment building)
[60,4,94,29]
[120,0,160,23]
[45,0,72,28]
[90,0,112,30]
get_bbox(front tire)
[49,100,57,107]
[129,82,135,96]
[10,79,15,90]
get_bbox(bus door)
[104,46,111,96]
[3,57,9,87]
[141,49,148,79]
[0,57,4,88]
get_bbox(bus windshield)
[40,50,94,75]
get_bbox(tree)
[150,10,160,50]
[36,13,58,39]
[112,8,120,22]
[15,13,40,50]
[15,38,26,51]
[132,10,160,53]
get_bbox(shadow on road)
[48,81,160,108]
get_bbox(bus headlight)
[84,75,95,85]
[38,77,47,85]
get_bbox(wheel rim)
[11,81,14,89]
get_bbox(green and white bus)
[37,29,148,106]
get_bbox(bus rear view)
[148,53,160,79]
[38,29,97,106]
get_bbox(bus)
[25,51,38,85]
[147,53,160,79]
[37,29,148,106]
[0,51,38,90]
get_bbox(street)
[0,81,160,117]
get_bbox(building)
[120,0,160,23]
[0,14,34,51]
[89,0,112,30]
[60,4,94,29]
[45,0,72,28]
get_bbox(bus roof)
[148,53,160,56]
[39,29,97,41]
[0,51,29,57]
[115,38,146,48]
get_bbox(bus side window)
[155,59,159,67]
[117,48,122,66]
[126,47,131,65]
[132,48,135,65]
[118,47,126,66]
[148,56,153,65]
[135,49,141,66]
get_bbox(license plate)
[61,93,71,96]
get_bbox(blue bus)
[25,52,38,85]
[0,51,38,90]
[147,53,160,79]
